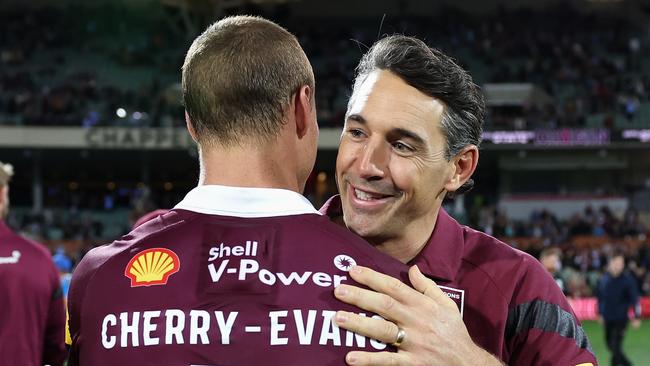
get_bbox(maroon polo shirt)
[0,221,66,366]
[321,196,597,366]
[68,186,409,365]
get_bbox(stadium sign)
[0,126,343,149]
[534,128,610,146]
[622,129,650,142]
[85,128,195,149]
[482,128,610,146]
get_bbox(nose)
[357,138,387,180]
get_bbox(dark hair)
[182,16,314,146]
[350,35,485,194]
[609,249,626,263]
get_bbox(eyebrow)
[347,114,366,124]
[347,114,427,147]
[390,128,426,146]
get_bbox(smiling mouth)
[352,186,392,201]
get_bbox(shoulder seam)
[460,256,512,303]
[459,231,528,304]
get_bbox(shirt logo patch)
[0,250,21,265]
[125,248,180,287]
[439,285,465,318]
[333,254,357,272]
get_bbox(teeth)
[354,188,379,201]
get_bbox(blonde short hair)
[182,16,314,147]
[0,161,14,186]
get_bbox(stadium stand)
[2,5,650,130]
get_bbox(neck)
[197,140,303,193]
[367,205,442,264]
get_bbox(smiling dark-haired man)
[323,35,598,366]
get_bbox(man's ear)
[293,85,314,139]
[444,145,479,192]
[185,111,198,143]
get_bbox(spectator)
[597,251,641,366]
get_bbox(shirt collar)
[319,195,343,216]
[320,195,463,282]
[175,185,321,218]
[408,208,464,282]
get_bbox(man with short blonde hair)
[68,16,407,365]
[0,161,66,366]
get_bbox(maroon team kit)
[68,185,596,365]
[68,186,409,365]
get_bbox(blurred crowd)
[1,6,649,130]
[471,8,650,130]
[0,8,185,128]
[470,204,650,298]
[475,205,646,241]
[5,193,647,300]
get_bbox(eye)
[347,128,366,139]
[392,141,414,153]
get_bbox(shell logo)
[125,248,180,287]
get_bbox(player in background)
[540,247,566,293]
[597,251,641,366]
[0,161,67,366]
[67,16,409,365]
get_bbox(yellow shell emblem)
[125,248,180,287]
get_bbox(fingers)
[334,283,412,322]
[409,265,457,310]
[409,265,444,301]
[335,310,400,345]
[347,265,421,304]
[345,351,410,366]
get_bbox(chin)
[345,216,381,239]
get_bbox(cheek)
[336,142,356,173]
[390,160,446,197]
[388,160,415,192]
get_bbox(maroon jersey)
[0,221,66,366]
[322,196,598,366]
[68,186,409,365]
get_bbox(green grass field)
[582,320,650,365]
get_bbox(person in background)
[540,247,566,293]
[0,161,66,366]
[53,247,74,300]
[597,251,641,366]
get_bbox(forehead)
[611,256,624,263]
[347,70,445,138]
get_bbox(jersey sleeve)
[67,247,104,366]
[42,260,67,366]
[505,255,597,366]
